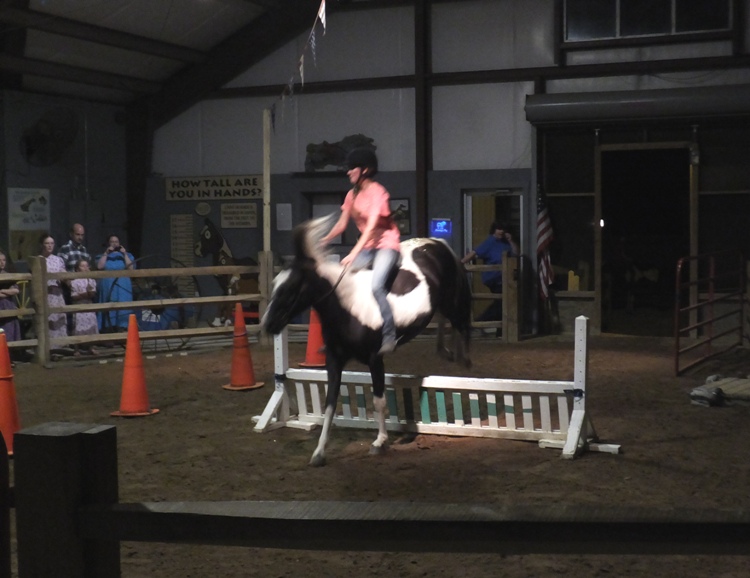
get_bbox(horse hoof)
[438,348,455,362]
[369,444,387,456]
[309,454,326,467]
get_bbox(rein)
[314,264,348,305]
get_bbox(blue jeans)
[350,248,399,340]
[478,280,503,322]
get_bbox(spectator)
[461,221,519,323]
[0,249,21,343]
[96,234,135,332]
[57,223,91,272]
[40,234,67,338]
[70,259,99,355]
[57,223,91,334]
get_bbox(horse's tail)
[452,247,473,362]
[430,238,472,366]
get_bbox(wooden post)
[14,423,120,578]
[258,250,274,346]
[28,256,50,366]
[502,256,519,343]
[263,108,272,253]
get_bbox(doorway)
[463,189,522,321]
[599,147,691,336]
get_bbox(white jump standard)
[255,315,620,459]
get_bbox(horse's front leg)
[309,362,343,467]
[369,356,389,455]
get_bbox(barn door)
[597,143,693,336]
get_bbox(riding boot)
[378,318,398,355]
[378,333,398,355]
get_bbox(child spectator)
[70,259,99,355]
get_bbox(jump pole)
[253,316,620,457]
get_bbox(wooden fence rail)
[9,422,750,577]
[2,256,272,365]
[1,251,520,365]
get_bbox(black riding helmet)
[346,147,378,177]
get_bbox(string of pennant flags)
[268,1,558,307]
[270,0,327,129]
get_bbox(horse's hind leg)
[369,357,389,455]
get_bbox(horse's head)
[262,214,338,335]
[194,218,223,258]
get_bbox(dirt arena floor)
[8,331,750,577]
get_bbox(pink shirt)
[341,181,401,251]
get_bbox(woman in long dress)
[0,249,21,342]
[96,234,135,332]
[40,234,67,338]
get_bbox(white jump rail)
[254,316,619,458]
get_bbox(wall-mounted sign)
[8,187,50,230]
[221,203,258,229]
[430,218,452,237]
[7,187,51,262]
[165,175,263,201]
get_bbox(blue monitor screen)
[430,218,452,237]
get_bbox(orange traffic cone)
[223,303,264,391]
[299,308,326,367]
[111,315,159,417]
[0,332,20,455]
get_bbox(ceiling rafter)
[0,5,206,64]
[244,0,285,10]
[145,0,318,127]
[0,52,162,94]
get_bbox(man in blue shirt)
[462,221,519,322]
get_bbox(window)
[566,0,616,41]
[676,0,730,32]
[564,0,732,42]
[621,0,671,37]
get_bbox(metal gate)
[674,250,745,375]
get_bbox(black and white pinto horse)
[262,215,472,466]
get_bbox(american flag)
[536,189,554,299]
[310,27,317,67]
[317,0,326,34]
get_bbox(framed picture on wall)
[390,199,410,235]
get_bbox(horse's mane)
[294,213,338,264]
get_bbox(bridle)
[273,263,349,327]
